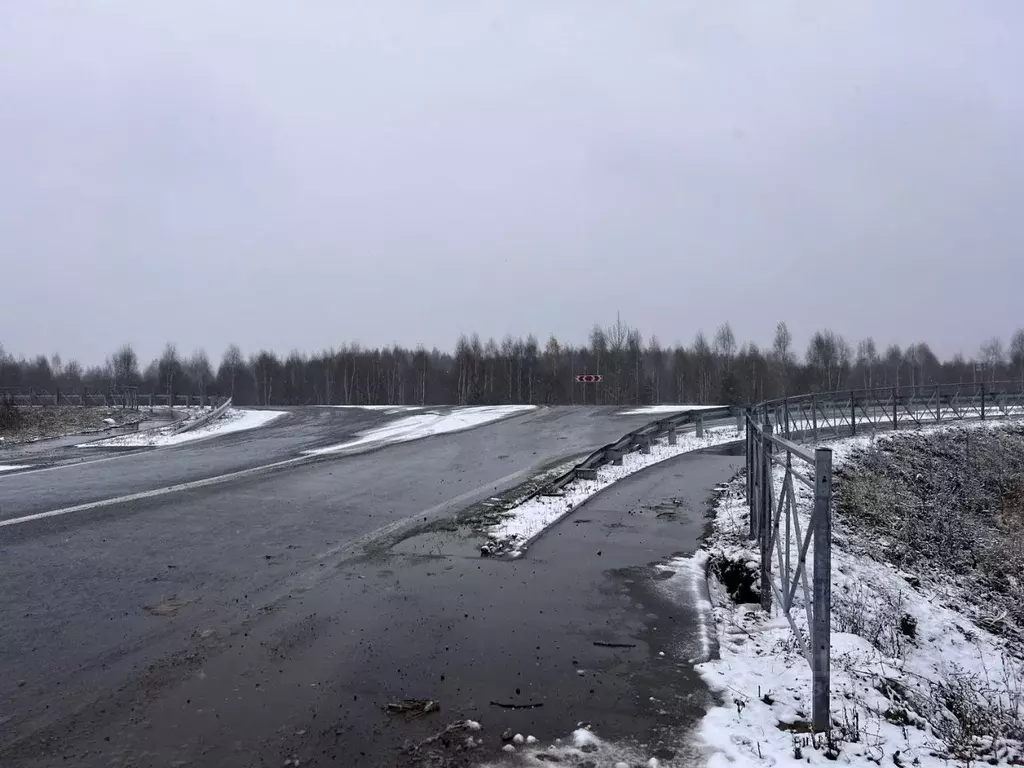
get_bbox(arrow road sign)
[575,374,602,383]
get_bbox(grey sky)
[2,1,1022,366]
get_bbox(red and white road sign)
[575,374,602,383]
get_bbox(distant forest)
[3,320,1024,407]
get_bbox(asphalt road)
[0,405,739,767]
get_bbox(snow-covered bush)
[836,423,1024,628]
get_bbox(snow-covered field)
[483,424,740,557]
[693,422,1024,767]
[304,405,535,455]
[79,408,287,448]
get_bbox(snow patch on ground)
[484,425,739,556]
[304,405,536,455]
[0,464,30,473]
[327,405,425,414]
[617,405,722,416]
[692,421,1024,767]
[478,726,662,767]
[79,409,286,448]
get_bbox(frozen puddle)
[304,405,535,455]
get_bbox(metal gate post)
[981,382,986,421]
[811,394,818,441]
[850,391,856,436]
[892,386,898,431]
[760,421,774,612]
[812,447,833,732]
[749,417,757,536]
[784,398,790,438]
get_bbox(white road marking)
[0,456,308,528]
[0,452,132,478]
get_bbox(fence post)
[811,394,818,441]
[850,391,856,436]
[981,382,986,421]
[892,386,898,430]
[783,398,790,439]
[695,415,704,438]
[747,418,755,538]
[760,421,774,613]
[812,447,833,733]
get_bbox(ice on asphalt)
[304,405,535,455]
[79,408,287,448]
[654,552,715,663]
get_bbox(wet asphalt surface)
[0,407,741,767]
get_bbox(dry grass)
[0,405,143,444]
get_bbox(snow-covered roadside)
[691,422,1024,767]
[479,725,665,767]
[78,408,287,448]
[304,405,536,455]
[0,464,30,473]
[327,405,425,414]
[617,405,723,416]
[483,425,740,557]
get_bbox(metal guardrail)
[757,381,1024,443]
[744,381,1024,734]
[538,406,742,497]
[170,397,233,435]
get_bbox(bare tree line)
[3,321,1024,407]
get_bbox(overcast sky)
[1,1,1022,366]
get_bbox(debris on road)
[145,596,191,617]
[402,719,484,759]
[592,641,636,648]
[383,699,440,719]
[489,700,544,709]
